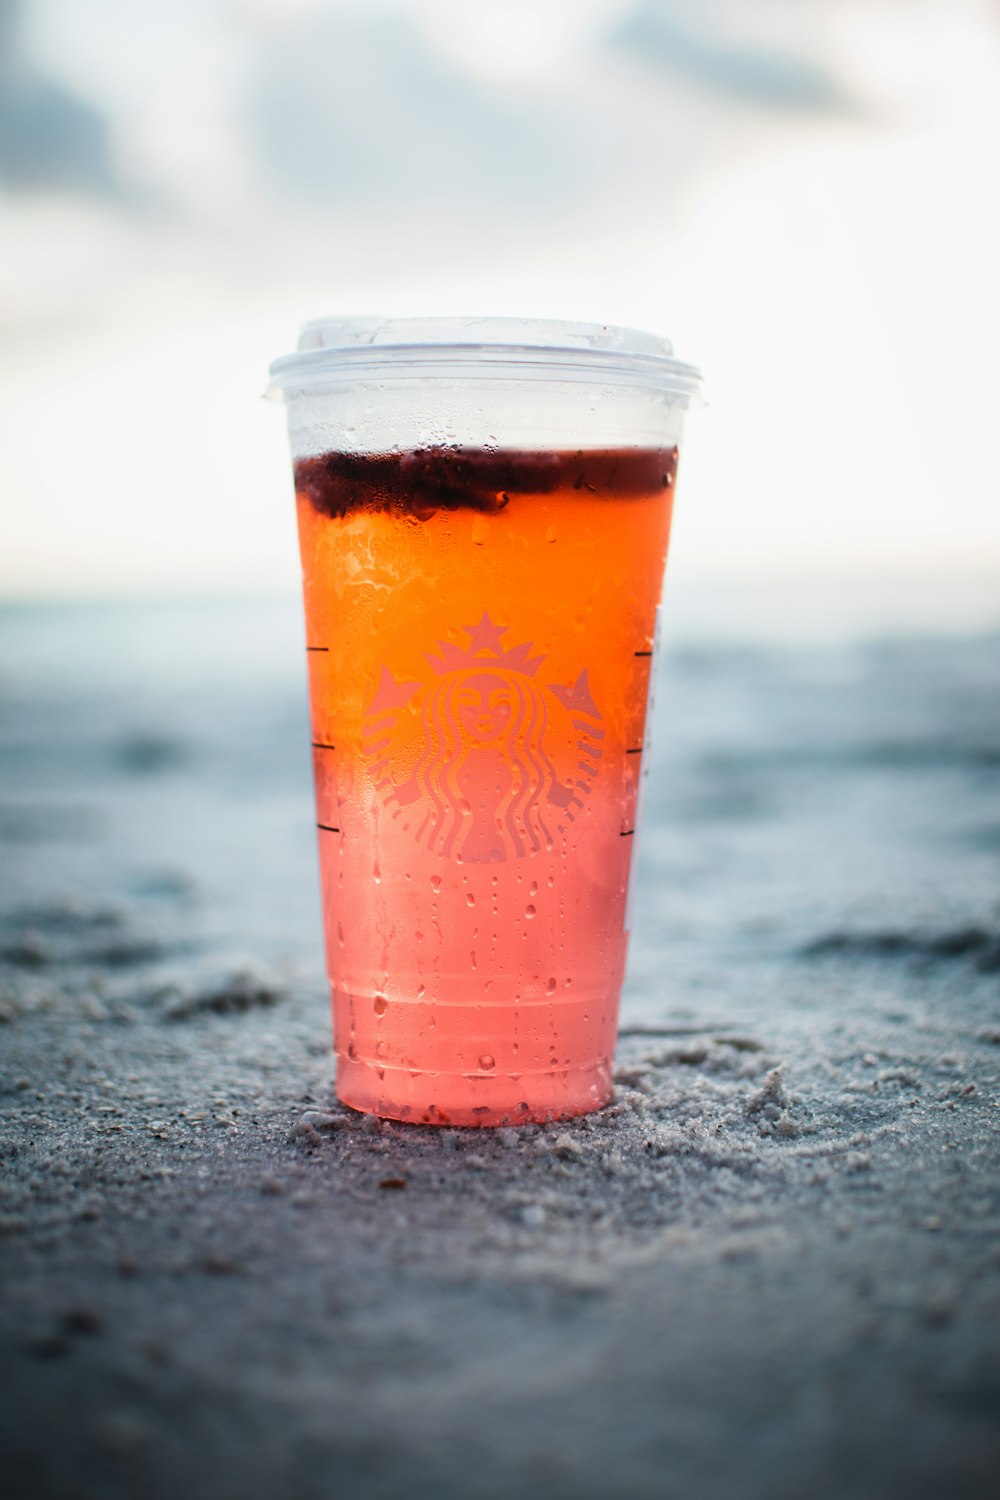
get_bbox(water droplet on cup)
[466,892,475,907]
[546,977,556,995]
[373,995,387,1015]
[525,905,536,920]
[430,875,441,893]
[479,1054,495,1071]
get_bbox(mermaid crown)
[425,613,545,678]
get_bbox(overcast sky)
[1,0,999,605]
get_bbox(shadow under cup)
[268,318,701,1126]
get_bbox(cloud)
[0,0,118,193]
[611,0,851,112]
[240,8,600,217]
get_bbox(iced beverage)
[269,318,700,1125]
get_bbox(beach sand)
[1,594,998,1499]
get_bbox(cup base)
[334,1053,614,1127]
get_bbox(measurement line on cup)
[634,650,653,657]
[311,741,336,750]
[627,746,643,755]
[620,828,635,837]
[306,646,329,653]
[316,823,340,833]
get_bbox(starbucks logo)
[362,613,603,863]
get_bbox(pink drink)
[295,447,676,1125]
[270,317,701,1125]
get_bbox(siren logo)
[363,613,603,863]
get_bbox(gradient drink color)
[269,320,701,1125]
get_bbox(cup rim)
[267,316,702,402]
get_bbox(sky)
[1,0,999,604]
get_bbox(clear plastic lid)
[267,316,701,402]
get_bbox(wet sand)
[1,595,999,1499]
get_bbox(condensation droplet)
[545,523,557,544]
[529,880,538,897]
[525,904,536,920]
[416,982,426,998]
[430,875,442,893]
[373,994,387,1016]
[479,1054,495,1071]
[546,977,557,995]
[373,862,381,884]
[466,892,475,907]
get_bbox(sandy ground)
[1,596,999,1499]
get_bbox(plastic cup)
[268,317,700,1126]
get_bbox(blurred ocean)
[2,585,998,1033]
